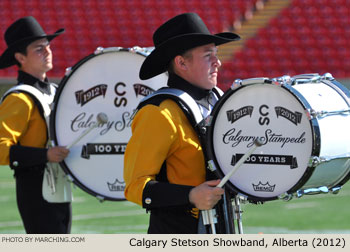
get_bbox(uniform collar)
[167,73,212,100]
[17,70,51,95]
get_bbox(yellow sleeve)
[123,103,178,206]
[0,93,34,165]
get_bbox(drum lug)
[296,186,329,198]
[331,186,342,194]
[94,46,104,54]
[272,75,292,85]
[207,160,217,172]
[310,154,350,166]
[295,185,342,198]
[64,67,72,76]
[96,195,105,203]
[322,72,334,81]
[308,156,320,167]
[130,46,141,51]
[67,174,74,182]
[279,193,293,201]
[309,109,320,118]
[308,108,350,119]
[231,79,242,89]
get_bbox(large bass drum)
[206,73,350,202]
[50,47,168,201]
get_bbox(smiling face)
[14,38,52,80]
[175,43,221,90]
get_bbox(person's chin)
[209,78,217,87]
[45,63,53,71]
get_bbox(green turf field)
[1,165,350,234]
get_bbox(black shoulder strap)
[137,87,204,133]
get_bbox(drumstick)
[217,137,264,188]
[66,113,108,149]
[202,137,264,234]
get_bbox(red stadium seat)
[0,0,349,81]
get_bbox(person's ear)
[14,52,26,65]
[174,55,187,71]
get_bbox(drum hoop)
[50,47,145,201]
[206,82,320,201]
[321,79,350,106]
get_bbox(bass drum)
[50,47,168,201]
[206,73,350,202]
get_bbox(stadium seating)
[0,0,259,79]
[218,0,350,89]
[0,0,349,90]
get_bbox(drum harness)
[136,86,248,234]
[1,83,72,203]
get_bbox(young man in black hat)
[124,13,240,233]
[0,16,71,233]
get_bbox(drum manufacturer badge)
[252,181,276,192]
[107,179,125,192]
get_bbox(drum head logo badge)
[75,84,108,106]
[107,179,125,192]
[275,106,302,125]
[226,106,253,123]
[133,83,156,97]
[252,181,276,192]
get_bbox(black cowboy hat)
[139,13,240,80]
[0,16,64,69]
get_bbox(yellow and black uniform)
[124,73,217,233]
[0,70,71,234]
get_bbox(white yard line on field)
[284,201,318,209]
[0,182,14,189]
[72,209,146,221]
[0,220,22,228]
[0,209,146,229]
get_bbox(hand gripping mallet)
[66,112,108,149]
[202,137,264,234]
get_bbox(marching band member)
[0,16,71,233]
[124,13,240,233]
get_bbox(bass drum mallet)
[66,112,108,149]
[202,137,264,234]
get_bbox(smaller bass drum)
[50,47,168,201]
[206,73,350,202]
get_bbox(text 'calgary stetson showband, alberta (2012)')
[128,237,346,249]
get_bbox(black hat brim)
[0,28,65,69]
[139,32,240,80]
